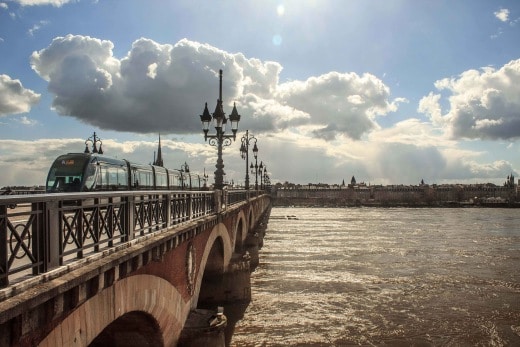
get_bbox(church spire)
[153,134,164,167]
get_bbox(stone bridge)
[0,190,271,346]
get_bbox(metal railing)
[0,189,262,288]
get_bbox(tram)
[45,153,205,193]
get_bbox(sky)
[1,0,520,187]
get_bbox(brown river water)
[230,207,520,346]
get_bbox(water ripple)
[232,207,520,346]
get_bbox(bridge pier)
[185,253,252,347]
[177,308,227,347]
[183,205,271,346]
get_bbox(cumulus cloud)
[0,74,41,116]
[275,72,400,140]
[369,118,450,147]
[494,8,509,22]
[31,35,400,139]
[418,92,444,126]
[420,59,520,140]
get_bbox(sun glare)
[277,4,285,16]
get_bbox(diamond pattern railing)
[0,189,260,288]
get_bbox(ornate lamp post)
[202,168,209,189]
[180,161,190,189]
[199,70,241,190]
[260,164,267,190]
[240,130,257,190]
[263,171,271,191]
[84,132,103,154]
[250,158,263,190]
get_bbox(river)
[230,207,520,346]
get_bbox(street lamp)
[180,161,190,189]
[202,168,209,190]
[249,143,258,189]
[263,170,270,191]
[84,132,103,154]
[199,70,241,190]
[250,158,262,190]
[240,130,257,190]
[260,164,267,190]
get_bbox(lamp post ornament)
[199,70,241,190]
[240,129,257,190]
[250,153,261,190]
[84,132,103,154]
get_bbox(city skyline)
[1,1,520,187]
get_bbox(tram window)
[156,172,167,188]
[169,173,182,189]
[48,174,83,192]
[118,167,128,188]
[133,169,153,189]
[46,158,86,192]
[95,166,108,190]
[93,165,127,190]
[107,167,120,189]
[140,171,152,188]
[83,163,98,191]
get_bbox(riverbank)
[272,197,520,208]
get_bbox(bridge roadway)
[0,189,271,346]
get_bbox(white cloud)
[0,74,41,116]
[418,92,445,126]
[0,3,8,10]
[276,71,400,140]
[23,35,518,187]
[494,8,509,22]
[17,116,38,125]
[28,20,50,36]
[0,138,78,187]
[424,59,520,140]
[31,36,402,139]
[14,0,72,7]
[369,118,450,147]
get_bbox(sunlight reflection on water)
[231,207,520,346]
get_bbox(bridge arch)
[90,311,162,346]
[39,275,189,347]
[248,207,254,231]
[234,211,247,253]
[192,222,232,308]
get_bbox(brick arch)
[39,275,189,347]
[233,211,247,253]
[90,311,162,346]
[248,206,255,230]
[191,222,232,308]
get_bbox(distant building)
[505,173,515,188]
[274,174,518,205]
